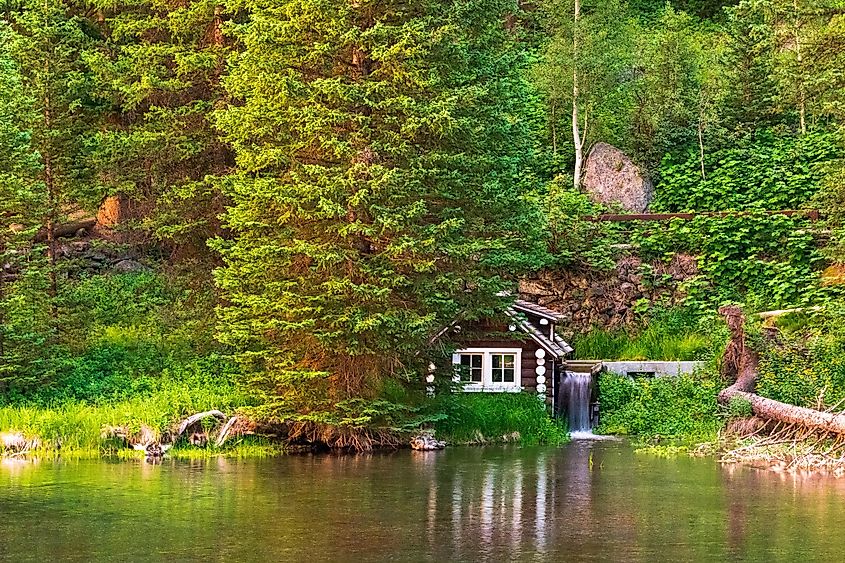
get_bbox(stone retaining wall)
[519,255,699,335]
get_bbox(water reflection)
[3,444,845,561]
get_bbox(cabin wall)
[454,336,555,404]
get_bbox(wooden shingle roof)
[512,299,566,322]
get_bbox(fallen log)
[34,219,96,242]
[718,305,845,436]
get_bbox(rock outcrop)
[582,143,653,212]
[519,254,698,335]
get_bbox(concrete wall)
[600,361,705,377]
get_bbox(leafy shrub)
[726,396,753,418]
[632,214,823,310]
[543,179,622,270]
[595,371,722,441]
[654,129,842,212]
[757,309,845,410]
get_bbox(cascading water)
[561,371,594,435]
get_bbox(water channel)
[2,441,845,562]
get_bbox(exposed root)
[721,416,845,476]
[283,421,404,451]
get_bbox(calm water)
[2,441,845,562]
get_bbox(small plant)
[725,396,753,418]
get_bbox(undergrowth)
[573,308,728,361]
[595,371,722,446]
[431,393,567,446]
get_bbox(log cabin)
[435,300,573,412]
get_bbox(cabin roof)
[512,299,566,322]
[429,299,573,359]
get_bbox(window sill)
[461,385,523,393]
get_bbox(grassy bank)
[432,393,568,446]
[573,308,728,361]
[0,400,284,459]
[0,388,568,458]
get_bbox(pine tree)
[84,0,233,266]
[0,24,53,391]
[213,0,546,414]
[4,0,97,323]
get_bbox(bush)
[595,371,722,442]
[431,393,567,446]
[654,129,842,212]
[757,309,845,409]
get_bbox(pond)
[2,441,845,562]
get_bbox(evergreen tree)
[214,0,546,414]
[4,0,97,322]
[0,24,53,391]
[84,0,233,266]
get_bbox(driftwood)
[410,431,446,451]
[215,416,239,447]
[718,306,845,436]
[176,410,228,438]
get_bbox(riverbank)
[0,391,568,459]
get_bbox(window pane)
[490,354,516,384]
[504,368,515,383]
[459,354,483,383]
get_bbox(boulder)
[113,259,148,273]
[582,143,653,212]
[410,431,446,451]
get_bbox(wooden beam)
[583,210,821,222]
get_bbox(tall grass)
[573,308,728,361]
[0,362,263,458]
[432,393,567,446]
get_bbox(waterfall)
[561,371,593,434]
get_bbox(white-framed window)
[452,348,522,391]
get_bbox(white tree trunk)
[572,0,585,191]
[793,0,807,135]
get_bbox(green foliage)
[654,129,843,211]
[214,0,546,413]
[632,214,822,310]
[543,178,620,269]
[84,0,230,261]
[757,306,845,410]
[726,395,753,418]
[595,371,722,442]
[574,308,728,361]
[431,393,567,446]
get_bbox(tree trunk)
[0,238,5,360]
[718,306,845,435]
[42,110,58,321]
[571,0,585,191]
[793,0,807,135]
